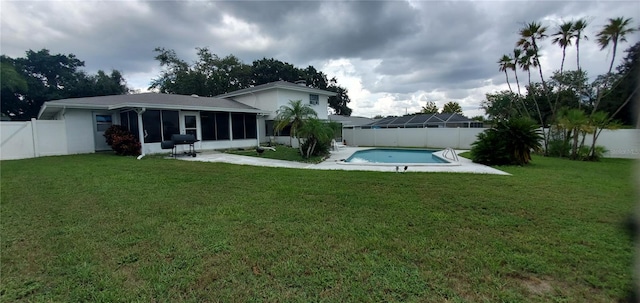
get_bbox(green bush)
[471,118,543,165]
[548,138,572,158]
[103,125,141,156]
[298,118,334,158]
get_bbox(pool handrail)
[442,147,459,162]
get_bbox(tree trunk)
[576,38,581,71]
[514,69,522,96]
[560,47,566,74]
[571,128,580,159]
[504,71,513,93]
[608,42,618,75]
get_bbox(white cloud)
[1,0,638,119]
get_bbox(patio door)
[179,111,200,140]
[94,113,113,151]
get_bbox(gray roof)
[366,113,475,127]
[216,81,337,98]
[38,93,267,119]
[328,115,377,126]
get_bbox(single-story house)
[37,80,337,155]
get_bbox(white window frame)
[309,94,319,105]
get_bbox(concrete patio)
[175,147,511,175]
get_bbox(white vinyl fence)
[342,127,640,159]
[1,119,68,160]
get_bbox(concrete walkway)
[176,147,510,175]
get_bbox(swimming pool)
[344,148,451,165]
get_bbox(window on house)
[265,120,274,137]
[162,111,179,140]
[200,112,216,141]
[142,110,179,143]
[216,112,230,140]
[309,94,319,105]
[120,111,140,139]
[230,113,257,140]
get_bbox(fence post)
[31,118,40,157]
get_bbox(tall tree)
[512,48,523,96]
[597,41,640,125]
[326,78,352,116]
[552,21,574,73]
[441,101,463,114]
[596,17,636,75]
[420,101,439,114]
[251,57,302,85]
[572,18,589,71]
[517,21,553,154]
[150,47,252,96]
[150,48,352,115]
[518,48,545,126]
[517,22,550,106]
[481,91,520,120]
[498,54,514,93]
[1,49,128,120]
[274,100,318,152]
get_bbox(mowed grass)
[225,144,326,163]
[0,154,636,302]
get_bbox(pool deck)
[176,147,511,175]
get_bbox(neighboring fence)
[1,119,68,160]
[342,127,640,159]
[342,127,486,150]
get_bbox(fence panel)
[342,127,638,158]
[35,120,68,157]
[1,120,68,160]
[1,121,35,160]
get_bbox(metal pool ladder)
[442,147,459,162]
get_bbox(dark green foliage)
[297,118,335,158]
[441,101,463,114]
[598,41,639,125]
[547,138,571,158]
[471,117,543,165]
[1,49,128,120]
[150,47,353,116]
[103,125,141,156]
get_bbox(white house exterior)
[217,80,336,146]
[34,81,336,155]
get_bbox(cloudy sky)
[2,0,639,118]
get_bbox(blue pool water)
[345,149,448,164]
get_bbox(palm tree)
[516,22,549,96]
[552,21,574,73]
[274,99,318,153]
[597,17,636,75]
[518,48,538,116]
[296,118,335,158]
[572,18,589,71]
[498,54,514,93]
[558,108,588,159]
[511,48,524,96]
[517,21,555,155]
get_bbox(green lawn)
[225,144,326,163]
[1,154,636,302]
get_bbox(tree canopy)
[488,15,636,160]
[420,101,439,114]
[150,47,353,116]
[1,49,129,120]
[441,101,463,114]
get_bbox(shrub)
[297,118,334,158]
[471,117,542,165]
[103,125,141,156]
